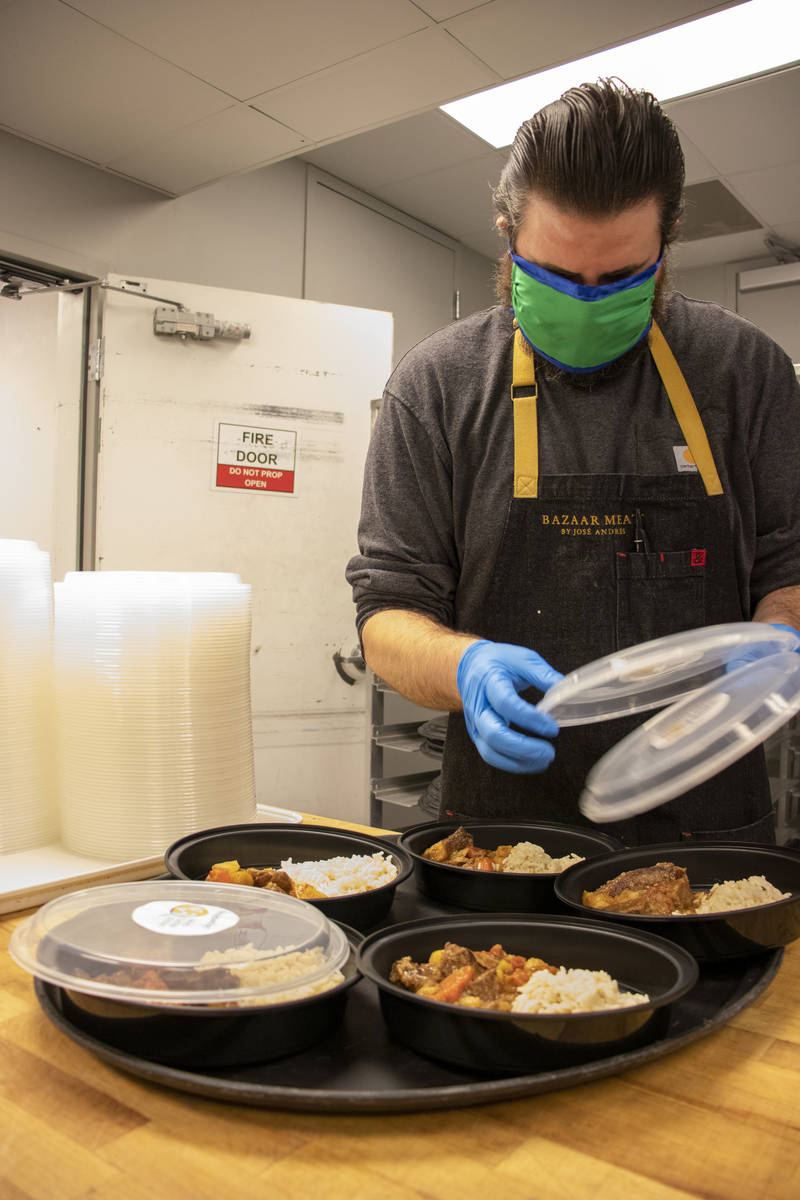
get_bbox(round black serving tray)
[33,878,783,1113]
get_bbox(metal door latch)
[333,647,366,685]
[153,307,251,341]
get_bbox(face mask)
[510,250,661,373]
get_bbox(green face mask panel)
[510,251,661,372]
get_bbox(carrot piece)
[430,964,474,1003]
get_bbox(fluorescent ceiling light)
[441,0,800,148]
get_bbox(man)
[346,79,800,845]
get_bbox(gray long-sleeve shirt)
[346,293,800,643]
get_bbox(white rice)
[511,966,649,1014]
[199,943,344,1006]
[694,874,790,914]
[279,851,398,896]
[502,841,585,874]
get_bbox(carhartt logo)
[691,550,706,566]
[673,445,698,473]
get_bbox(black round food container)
[399,820,624,912]
[54,922,364,1070]
[164,823,413,931]
[555,842,800,960]
[356,913,697,1074]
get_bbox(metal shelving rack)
[766,715,800,846]
[366,683,800,842]
[369,675,441,828]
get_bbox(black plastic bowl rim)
[356,912,698,1073]
[554,841,800,960]
[398,819,625,912]
[163,822,414,931]
[61,920,364,1017]
[55,922,365,1070]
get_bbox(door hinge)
[87,336,105,382]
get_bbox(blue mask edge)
[510,251,661,302]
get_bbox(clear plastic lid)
[536,622,800,727]
[9,880,349,1007]
[579,650,800,822]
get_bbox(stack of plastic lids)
[536,622,800,823]
[417,715,448,760]
[53,571,256,860]
[0,539,58,852]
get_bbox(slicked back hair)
[492,78,685,248]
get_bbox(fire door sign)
[215,422,297,494]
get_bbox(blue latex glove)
[769,622,800,645]
[726,622,800,673]
[457,640,563,774]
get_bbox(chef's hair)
[493,77,685,247]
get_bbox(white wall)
[457,240,497,316]
[0,129,307,295]
[673,252,800,362]
[0,289,84,580]
[673,254,774,311]
[672,262,733,309]
[0,129,493,316]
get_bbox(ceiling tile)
[414,2,489,18]
[0,1,795,276]
[442,0,736,80]
[375,150,505,238]
[65,0,432,101]
[106,106,307,194]
[727,161,800,227]
[665,67,800,175]
[0,0,230,163]
[680,179,761,241]
[458,226,505,261]
[675,130,718,185]
[671,228,771,272]
[302,109,494,190]
[768,218,800,253]
[251,26,500,142]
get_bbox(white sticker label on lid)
[132,900,239,936]
[612,645,704,682]
[648,690,731,750]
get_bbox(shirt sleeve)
[345,384,460,640]
[747,344,800,606]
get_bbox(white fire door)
[92,275,393,823]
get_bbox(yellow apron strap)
[512,328,539,498]
[648,321,724,496]
[511,320,723,500]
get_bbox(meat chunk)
[422,826,474,862]
[461,967,503,1005]
[390,955,441,991]
[582,862,695,915]
[438,941,475,973]
[249,868,294,893]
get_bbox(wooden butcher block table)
[1,813,798,1200]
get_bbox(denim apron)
[440,323,775,845]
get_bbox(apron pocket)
[616,548,705,647]
[681,810,777,845]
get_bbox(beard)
[495,252,673,390]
